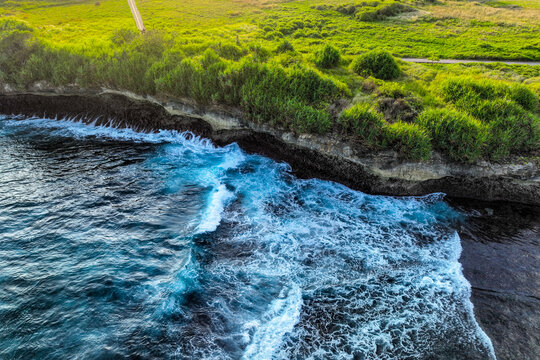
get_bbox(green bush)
[441,77,501,105]
[156,57,202,98]
[18,46,91,87]
[441,76,538,112]
[470,98,525,122]
[264,31,283,40]
[439,77,539,158]
[287,66,347,103]
[471,99,539,158]
[111,28,137,46]
[338,103,386,143]
[315,44,341,69]
[248,43,271,62]
[0,19,36,84]
[351,50,400,80]
[377,81,408,98]
[510,84,538,112]
[485,111,539,159]
[384,122,431,160]
[287,100,332,134]
[240,80,331,134]
[216,43,244,61]
[416,108,486,162]
[357,3,414,21]
[146,48,186,86]
[129,30,170,59]
[103,50,156,94]
[217,59,262,105]
[276,40,295,53]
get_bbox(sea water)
[0,115,495,359]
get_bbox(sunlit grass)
[0,0,538,162]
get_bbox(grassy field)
[0,0,539,162]
[2,0,540,59]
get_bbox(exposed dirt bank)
[0,87,538,205]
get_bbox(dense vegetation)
[0,0,539,162]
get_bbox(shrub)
[111,28,137,46]
[485,111,539,159]
[103,50,156,94]
[441,76,538,112]
[248,44,271,62]
[18,47,91,87]
[377,81,408,98]
[218,59,264,105]
[416,108,486,162]
[351,50,400,80]
[264,31,283,40]
[510,84,538,112]
[315,44,341,69]
[276,40,295,53]
[156,58,202,98]
[240,81,331,134]
[384,122,431,160]
[470,98,525,122]
[216,43,244,61]
[439,77,539,158]
[441,76,506,105]
[336,4,359,15]
[357,3,414,21]
[129,30,169,59]
[287,66,347,103]
[0,19,36,85]
[0,18,33,32]
[339,103,386,143]
[147,48,186,86]
[287,100,332,134]
[471,99,539,158]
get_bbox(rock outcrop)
[1,87,538,205]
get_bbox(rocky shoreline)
[0,86,538,206]
[1,87,539,359]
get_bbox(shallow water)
[0,115,495,359]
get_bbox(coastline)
[1,87,538,359]
[0,86,538,206]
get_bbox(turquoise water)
[0,116,495,359]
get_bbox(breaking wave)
[0,116,495,359]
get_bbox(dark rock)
[451,199,540,360]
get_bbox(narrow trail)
[127,0,145,33]
[401,58,540,66]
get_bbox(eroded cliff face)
[1,85,538,205]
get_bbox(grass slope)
[0,0,539,162]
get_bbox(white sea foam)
[2,116,215,148]
[242,284,302,360]
[196,184,235,234]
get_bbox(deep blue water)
[0,115,496,359]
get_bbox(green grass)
[0,0,539,162]
[384,121,432,161]
[338,103,385,144]
[416,108,486,162]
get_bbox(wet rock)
[453,200,540,360]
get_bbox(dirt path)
[127,0,146,33]
[401,58,540,66]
